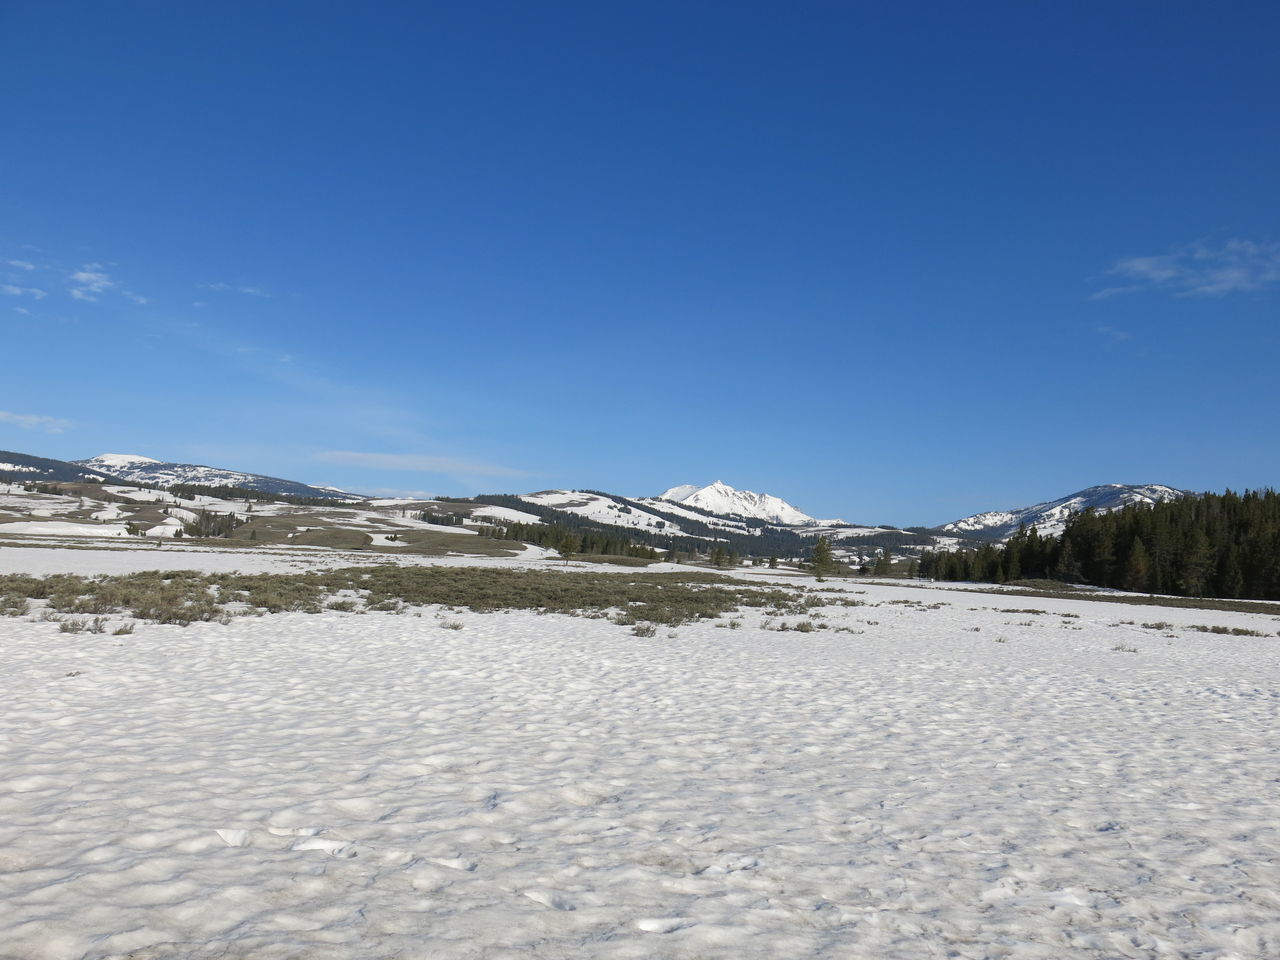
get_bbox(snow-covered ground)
[0,521,131,538]
[2,549,1279,959]
[0,542,560,577]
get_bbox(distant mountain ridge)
[72,454,357,500]
[941,483,1189,540]
[3,445,1191,548]
[0,450,126,485]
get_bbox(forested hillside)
[921,489,1280,600]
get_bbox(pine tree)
[1005,547,1021,581]
[812,537,834,579]
[1122,537,1151,592]
[873,547,892,577]
[558,533,581,563]
[1179,529,1212,596]
[1216,544,1243,598]
[1054,538,1082,583]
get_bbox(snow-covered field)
[0,543,559,578]
[2,546,1279,959]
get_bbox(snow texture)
[2,547,1279,959]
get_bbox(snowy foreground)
[3,550,1280,959]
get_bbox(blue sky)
[3,1,1278,526]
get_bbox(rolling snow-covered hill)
[520,490,694,536]
[72,454,358,500]
[942,483,1188,540]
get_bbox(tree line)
[489,521,661,560]
[920,489,1280,600]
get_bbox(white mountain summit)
[658,480,838,526]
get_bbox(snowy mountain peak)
[658,483,704,502]
[658,480,832,526]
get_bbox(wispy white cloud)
[199,281,271,298]
[315,450,526,477]
[363,487,439,499]
[56,261,150,305]
[2,284,47,299]
[1095,325,1131,342]
[4,249,153,306]
[1093,239,1280,299]
[69,263,114,302]
[0,410,72,433]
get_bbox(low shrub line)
[0,566,812,628]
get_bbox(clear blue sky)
[3,1,1277,526]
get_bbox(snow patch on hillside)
[89,453,162,468]
[473,505,544,525]
[521,491,686,535]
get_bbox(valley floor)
[2,546,1279,959]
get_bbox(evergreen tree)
[1122,537,1151,592]
[872,547,893,577]
[811,537,834,578]
[1215,544,1243,598]
[1178,528,1212,596]
[1054,538,1082,583]
[1004,547,1021,581]
[558,533,581,563]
